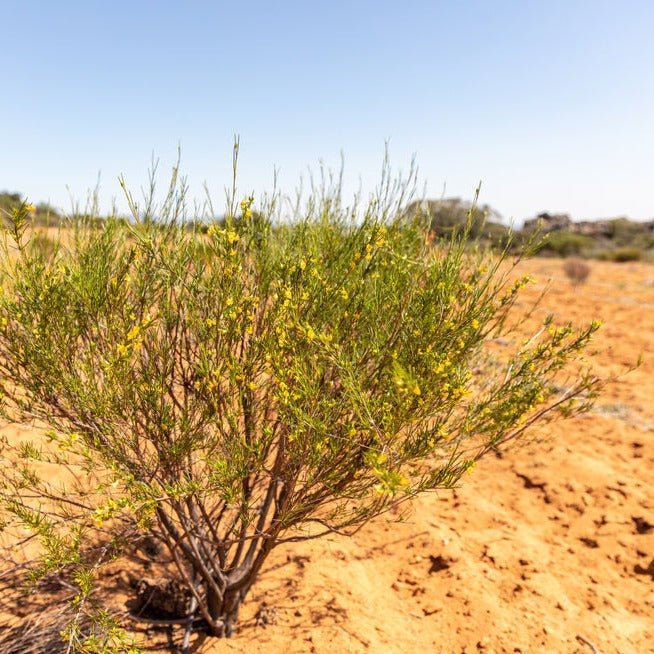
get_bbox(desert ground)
[1,257,653,654]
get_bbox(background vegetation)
[4,189,653,262]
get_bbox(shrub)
[604,246,643,262]
[405,197,511,247]
[0,191,23,214]
[608,217,651,247]
[0,162,601,648]
[563,258,591,285]
[536,231,593,257]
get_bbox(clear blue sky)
[2,0,654,223]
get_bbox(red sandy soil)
[2,258,653,653]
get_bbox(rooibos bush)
[0,156,601,649]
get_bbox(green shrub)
[0,191,23,213]
[0,163,601,648]
[536,231,593,257]
[405,197,511,247]
[604,246,643,262]
[609,217,651,247]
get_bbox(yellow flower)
[206,318,217,327]
[471,319,480,329]
[226,230,240,244]
[240,196,254,219]
[306,326,316,341]
[339,288,349,300]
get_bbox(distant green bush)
[406,198,511,247]
[637,232,654,249]
[1,193,65,227]
[0,192,24,225]
[603,246,643,262]
[609,218,651,247]
[536,232,593,257]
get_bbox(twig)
[128,613,204,626]
[181,594,199,654]
[576,634,601,654]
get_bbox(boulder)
[570,220,613,238]
[523,212,572,233]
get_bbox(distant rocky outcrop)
[523,213,617,239]
[523,212,572,234]
[571,220,614,238]
[519,211,654,259]
[522,211,654,239]
[411,200,654,260]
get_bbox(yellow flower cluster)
[116,317,148,358]
[240,196,254,220]
[92,497,127,528]
[206,224,240,253]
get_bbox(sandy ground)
[1,258,653,653]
